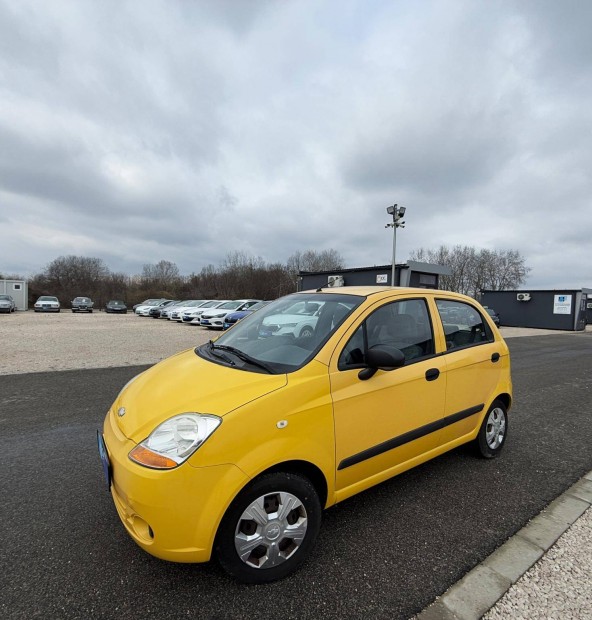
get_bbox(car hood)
[114,348,288,442]
[202,310,231,319]
[226,311,249,320]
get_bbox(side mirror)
[358,345,405,381]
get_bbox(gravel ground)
[0,310,212,374]
[485,507,592,619]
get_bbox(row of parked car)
[132,297,338,338]
[133,298,270,329]
[28,296,130,313]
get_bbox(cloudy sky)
[1,0,591,288]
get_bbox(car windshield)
[196,293,364,374]
[0,295,10,300]
[109,301,125,305]
[74,297,90,302]
[218,301,243,310]
[39,296,58,301]
[247,301,269,312]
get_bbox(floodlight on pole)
[385,203,407,286]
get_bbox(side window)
[338,298,434,370]
[436,299,493,351]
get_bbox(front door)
[329,297,446,498]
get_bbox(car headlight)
[128,413,221,469]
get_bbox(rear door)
[433,297,504,444]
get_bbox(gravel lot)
[4,310,587,376]
[0,311,212,375]
[485,506,592,619]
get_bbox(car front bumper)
[101,412,249,563]
[199,317,225,328]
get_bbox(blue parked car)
[222,300,271,329]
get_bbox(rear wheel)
[216,472,321,584]
[474,400,508,458]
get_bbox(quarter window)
[435,299,493,351]
[339,298,434,370]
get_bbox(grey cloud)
[1,0,591,289]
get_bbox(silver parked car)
[34,296,61,312]
[0,294,16,313]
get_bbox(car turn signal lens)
[129,446,178,469]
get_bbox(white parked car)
[168,300,208,321]
[136,299,173,316]
[182,300,230,325]
[0,294,16,313]
[132,299,162,312]
[34,296,61,313]
[199,299,262,329]
[258,300,323,339]
[134,299,165,315]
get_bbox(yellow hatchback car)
[98,287,512,583]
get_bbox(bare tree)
[286,249,345,287]
[36,255,110,301]
[141,260,181,293]
[409,245,530,297]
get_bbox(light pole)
[385,203,406,286]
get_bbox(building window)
[13,284,22,290]
[419,274,436,286]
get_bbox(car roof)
[298,286,476,302]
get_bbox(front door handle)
[491,352,500,363]
[425,368,440,381]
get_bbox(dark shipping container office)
[480,289,588,331]
[298,261,451,291]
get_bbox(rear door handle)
[425,368,440,381]
[491,352,500,363]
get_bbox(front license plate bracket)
[97,430,112,491]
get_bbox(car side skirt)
[333,413,489,505]
[338,404,484,471]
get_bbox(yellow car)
[98,287,512,583]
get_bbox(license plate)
[97,431,112,491]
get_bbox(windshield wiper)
[207,340,236,366]
[209,342,273,373]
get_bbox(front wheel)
[474,400,508,458]
[215,472,322,584]
[299,326,314,339]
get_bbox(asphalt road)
[1,333,591,619]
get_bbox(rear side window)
[436,299,493,351]
[339,298,434,369]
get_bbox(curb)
[415,470,592,620]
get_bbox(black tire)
[72,310,75,313]
[299,326,314,339]
[215,472,322,584]
[474,399,508,458]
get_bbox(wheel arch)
[495,393,512,411]
[257,460,328,508]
